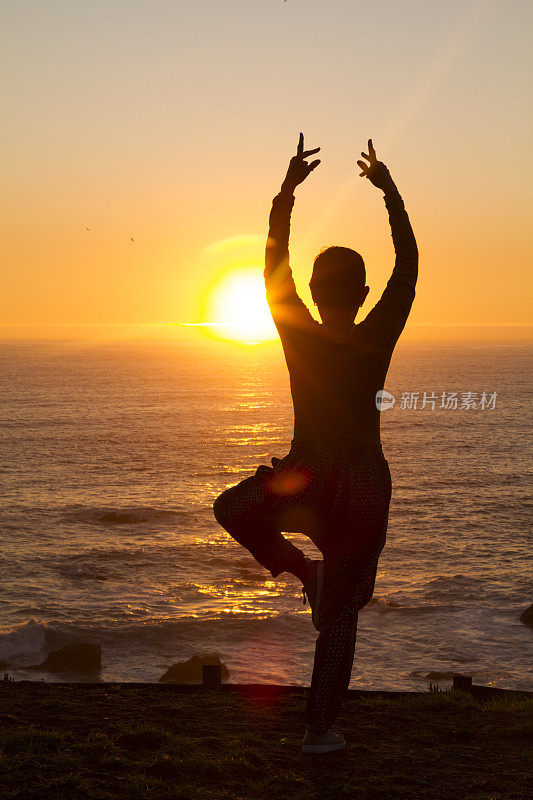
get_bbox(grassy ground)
[0,683,530,800]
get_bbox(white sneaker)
[301,727,346,754]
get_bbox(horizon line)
[0,322,532,329]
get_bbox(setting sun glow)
[204,267,277,345]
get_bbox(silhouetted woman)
[214,135,418,753]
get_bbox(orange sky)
[2,0,532,341]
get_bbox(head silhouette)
[309,246,369,328]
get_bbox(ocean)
[0,338,531,690]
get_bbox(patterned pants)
[213,439,392,735]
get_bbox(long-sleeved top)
[264,186,418,449]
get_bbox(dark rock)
[426,671,457,680]
[31,643,101,673]
[519,604,533,627]
[409,669,457,680]
[159,653,229,683]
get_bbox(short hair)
[309,246,366,309]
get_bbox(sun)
[203,266,278,345]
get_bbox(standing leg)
[304,454,392,736]
[306,607,359,735]
[305,518,388,735]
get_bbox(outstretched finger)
[357,160,369,175]
[303,146,321,157]
[368,139,377,161]
[297,132,304,156]
[308,159,321,171]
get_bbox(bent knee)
[213,489,237,528]
[212,491,227,525]
[213,475,263,530]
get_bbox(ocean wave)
[367,596,401,610]
[52,541,233,576]
[191,468,248,478]
[58,546,152,564]
[409,667,515,684]
[422,574,487,600]
[397,477,492,491]
[366,596,448,614]
[166,582,207,602]
[56,561,118,581]
[62,506,194,527]
[0,618,49,666]
[18,611,304,650]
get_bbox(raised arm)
[357,140,418,350]
[264,133,320,332]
